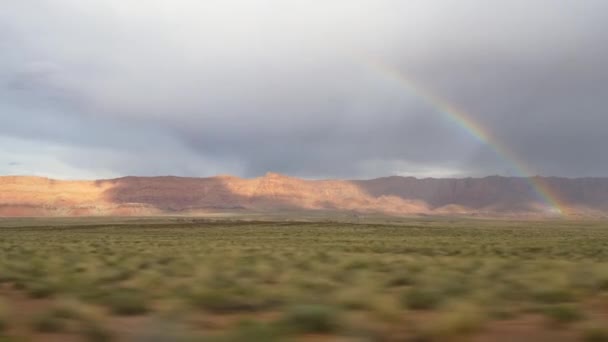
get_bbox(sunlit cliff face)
[2,174,608,218]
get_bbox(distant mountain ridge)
[1,173,608,218]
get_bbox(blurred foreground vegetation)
[1,218,608,341]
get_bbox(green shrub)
[345,260,369,271]
[0,298,7,333]
[0,337,20,342]
[26,282,55,299]
[12,281,26,291]
[583,323,608,342]
[192,285,278,314]
[336,288,371,310]
[31,313,66,333]
[543,304,583,324]
[101,288,148,315]
[420,302,486,339]
[81,322,113,342]
[193,290,247,313]
[402,288,442,310]
[280,305,340,333]
[227,320,281,342]
[50,305,79,320]
[532,288,574,304]
[386,272,415,287]
[488,306,517,320]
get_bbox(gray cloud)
[0,0,607,179]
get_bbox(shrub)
[336,288,372,310]
[81,322,113,342]
[0,337,20,342]
[192,288,273,313]
[488,306,517,320]
[532,288,574,304]
[416,304,485,340]
[369,295,402,322]
[193,290,246,313]
[386,272,415,287]
[584,325,608,342]
[344,260,369,271]
[26,282,55,299]
[227,320,281,342]
[50,305,80,320]
[0,299,7,333]
[598,279,608,291]
[543,304,583,324]
[101,288,148,315]
[402,288,442,310]
[280,305,340,333]
[31,312,66,333]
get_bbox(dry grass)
[0,218,608,340]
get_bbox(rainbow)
[366,60,565,215]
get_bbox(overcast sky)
[1,1,607,179]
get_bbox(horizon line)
[1,172,605,182]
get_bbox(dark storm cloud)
[0,1,607,179]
